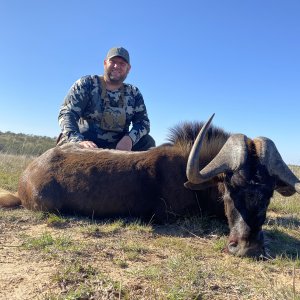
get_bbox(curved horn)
[254,137,300,193]
[186,115,248,184]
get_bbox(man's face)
[104,56,131,84]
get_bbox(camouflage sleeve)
[58,76,91,143]
[128,88,151,145]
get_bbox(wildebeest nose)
[228,241,239,254]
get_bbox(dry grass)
[0,153,34,191]
[0,153,300,299]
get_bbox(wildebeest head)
[185,114,300,257]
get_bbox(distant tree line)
[0,131,56,156]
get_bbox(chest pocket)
[100,106,126,132]
[99,77,127,132]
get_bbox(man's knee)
[132,135,156,151]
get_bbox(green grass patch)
[81,219,125,237]
[21,232,77,254]
[45,213,69,228]
[125,219,153,233]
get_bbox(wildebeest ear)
[184,181,216,190]
[275,180,296,197]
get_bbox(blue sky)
[0,0,299,165]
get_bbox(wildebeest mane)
[166,121,231,158]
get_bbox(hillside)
[0,131,56,156]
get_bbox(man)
[57,47,155,151]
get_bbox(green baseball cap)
[106,47,130,64]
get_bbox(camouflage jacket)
[58,75,151,146]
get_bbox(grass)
[0,153,300,299]
[45,213,69,227]
[47,261,128,300]
[21,232,73,251]
[0,131,56,156]
[0,153,34,191]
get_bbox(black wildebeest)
[0,114,299,257]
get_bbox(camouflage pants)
[132,134,156,151]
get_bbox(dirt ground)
[1,207,300,300]
[1,217,59,299]
[0,209,197,300]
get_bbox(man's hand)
[116,136,133,151]
[79,141,98,148]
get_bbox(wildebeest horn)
[254,137,300,193]
[186,114,248,184]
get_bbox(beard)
[104,68,128,85]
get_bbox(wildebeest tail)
[0,188,21,208]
